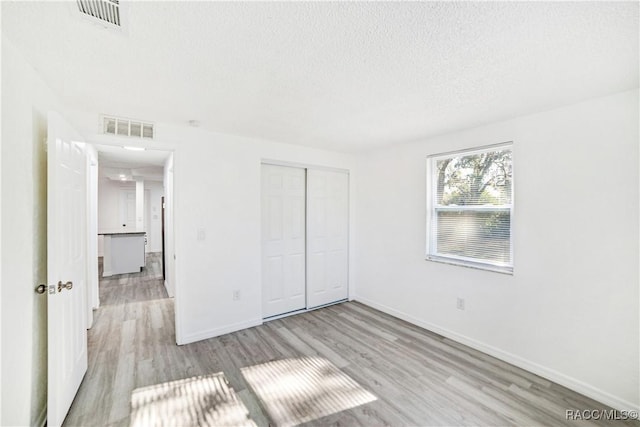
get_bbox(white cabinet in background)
[100,230,146,277]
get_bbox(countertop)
[98,229,147,236]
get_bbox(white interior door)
[307,169,349,309]
[119,190,136,228]
[262,164,307,318]
[47,112,88,427]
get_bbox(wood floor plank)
[343,364,453,426]
[417,373,515,426]
[237,389,270,427]
[62,253,639,427]
[290,326,351,368]
[274,326,319,357]
[446,375,541,426]
[334,309,398,342]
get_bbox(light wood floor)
[63,254,638,427]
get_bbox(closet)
[261,164,349,319]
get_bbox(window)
[426,142,513,273]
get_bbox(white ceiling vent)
[103,116,154,139]
[76,0,121,28]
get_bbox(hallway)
[63,253,184,426]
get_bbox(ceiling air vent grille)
[103,116,154,140]
[76,0,121,27]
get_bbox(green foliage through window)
[437,149,512,206]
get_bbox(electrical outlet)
[456,297,465,310]
[233,290,241,301]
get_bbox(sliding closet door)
[307,169,349,308]
[261,165,307,318]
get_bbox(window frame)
[425,142,514,274]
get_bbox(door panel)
[119,190,135,228]
[307,169,349,308]
[262,165,306,318]
[47,112,88,427]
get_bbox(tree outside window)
[427,143,513,273]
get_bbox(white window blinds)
[426,143,513,273]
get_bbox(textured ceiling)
[2,1,638,152]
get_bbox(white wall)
[353,89,639,411]
[171,130,357,344]
[97,176,164,256]
[145,181,164,253]
[65,110,358,346]
[1,37,58,427]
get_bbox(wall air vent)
[76,0,121,28]
[103,116,154,140]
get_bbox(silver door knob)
[58,281,73,292]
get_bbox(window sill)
[425,255,513,275]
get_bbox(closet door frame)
[261,160,350,320]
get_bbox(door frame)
[85,142,180,343]
[86,145,99,328]
[260,159,351,321]
[161,196,166,280]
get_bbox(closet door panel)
[262,165,307,318]
[307,169,349,308]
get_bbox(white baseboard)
[163,280,174,298]
[354,296,639,412]
[35,403,46,427]
[180,318,263,345]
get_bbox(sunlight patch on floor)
[130,373,256,427]
[241,356,377,427]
